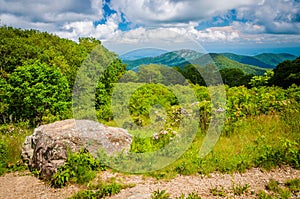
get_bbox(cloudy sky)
[1,0,300,55]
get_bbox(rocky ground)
[0,167,300,199]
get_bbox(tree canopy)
[5,62,70,125]
[270,57,300,88]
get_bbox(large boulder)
[21,119,132,179]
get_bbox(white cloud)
[0,0,104,31]
[109,0,261,25]
[102,24,243,54]
[55,13,120,41]
[235,0,300,34]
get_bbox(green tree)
[270,57,300,88]
[137,64,163,83]
[249,70,274,87]
[0,77,10,123]
[180,64,205,86]
[220,68,253,87]
[95,59,127,121]
[119,70,139,83]
[7,62,70,125]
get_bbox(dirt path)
[0,171,81,199]
[1,167,300,199]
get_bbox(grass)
[0,123,32,175]
[147,112,300,178]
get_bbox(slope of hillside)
[191,53,267,75]
[254,53,297,67]
[221,53,274,69]
[123,49,203,70]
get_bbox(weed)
[186,192,201,199]
[151,189,170,199]
[266,179,280,193]
[256,190,274,199]
[232,183,250,196]
[285,178,300,193]
[210,186,227,197]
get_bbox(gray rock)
[21,119,132,179]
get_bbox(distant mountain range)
[122,49,297,75]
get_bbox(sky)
[0,0,300,56]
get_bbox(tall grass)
[0,123,32,175]
[147,112,300,178]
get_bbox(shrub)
[51,149,106,188]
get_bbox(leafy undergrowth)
[51,150,107,188]
[50,150,134,198]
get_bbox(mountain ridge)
[122,49,297,75]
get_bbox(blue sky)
[0,0,300,55]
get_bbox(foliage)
[249,70,274,87]
[6,62,70,125]
[95,59,126,121]
[0,26,87,87]
[128,83,179,127]
[253,138,300,169]
[220,68,253,87]
[270,57,300,88]
[1,26,122,125]
[51,150,105,188]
